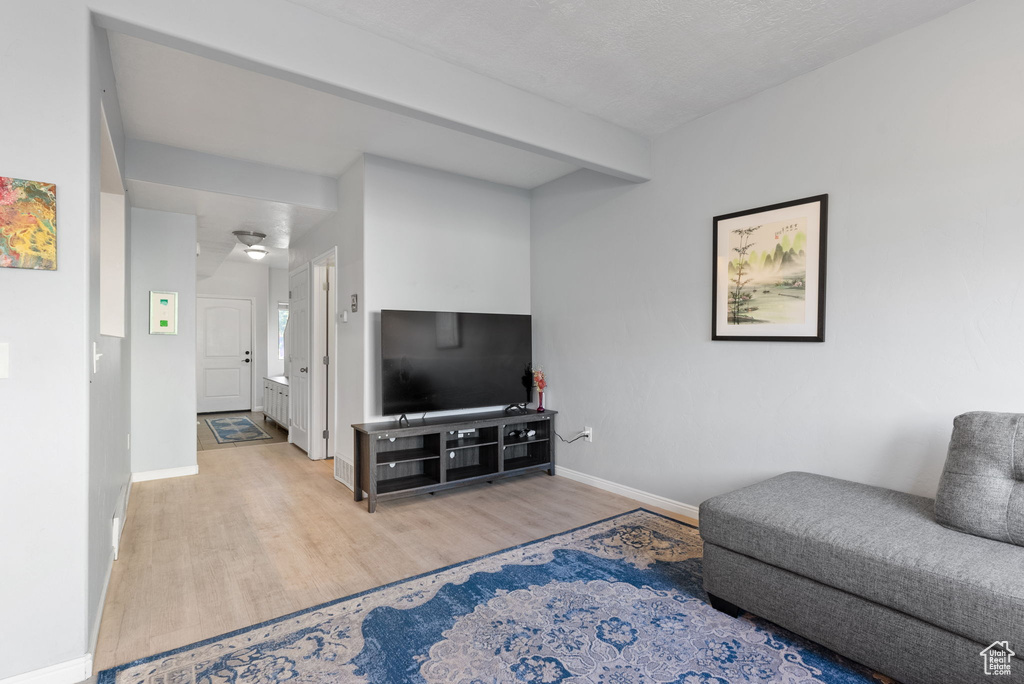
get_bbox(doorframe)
[309,248,337,461]
[196,294,257,412]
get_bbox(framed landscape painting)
[712,194,828,342]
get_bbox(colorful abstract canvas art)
[0,176,57,270]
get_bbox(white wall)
[268,267,288,377]
[363,156,531,422]
[130,209,198,474]
[288,156,532,460]
[0,4,92,679]
[197,260,271,403]
[531,0,1024,506]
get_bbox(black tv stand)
[352,409,557,512]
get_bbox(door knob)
[300,367,308,373]
[244,358,251,363]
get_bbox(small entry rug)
[98,510,891,684]
[205,416,271,443]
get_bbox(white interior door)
[309,253,336,461]
[197,297,253,413]
[289,266,311,452]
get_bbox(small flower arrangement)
[533,368,547,411]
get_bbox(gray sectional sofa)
[699,412,1024,684]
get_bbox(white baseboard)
[88,548,115,660]
[117,479,132,554]
[131,464,199,483]
[254,405,264,412]
[557,467,699,521]
[0,655,93,684]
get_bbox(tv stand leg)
[353,432,363,501]
[367,495,377,513]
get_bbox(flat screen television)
[381,310,532,415]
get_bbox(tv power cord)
[555,430,588,444]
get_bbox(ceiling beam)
[124,140,338,211]
[91,0,652,183]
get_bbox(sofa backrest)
[935,411,1024,546]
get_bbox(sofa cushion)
[935,411,1024,546]
[699,472,1024,649]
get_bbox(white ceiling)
[285,0,974,137]
[127,180,333,273]
[112,0,973,278]
[108,32,578,188]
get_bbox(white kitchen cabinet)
[263,376,289,430]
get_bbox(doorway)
[196,296,254,413]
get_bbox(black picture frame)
[712,194,828,342]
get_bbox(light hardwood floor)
[93,442,695,672]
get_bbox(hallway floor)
[197,410,289,451]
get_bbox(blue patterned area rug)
[205,416,272,444]
[98,510,892,684]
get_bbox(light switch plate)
[93,342,104,374]
[0,343,8,378]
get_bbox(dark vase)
[537,391,545,412]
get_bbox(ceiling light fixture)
[232,230,269,260]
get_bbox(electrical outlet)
[583,426,593,442]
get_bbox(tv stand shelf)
[352,409,556,512]
[377,448,440,465]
